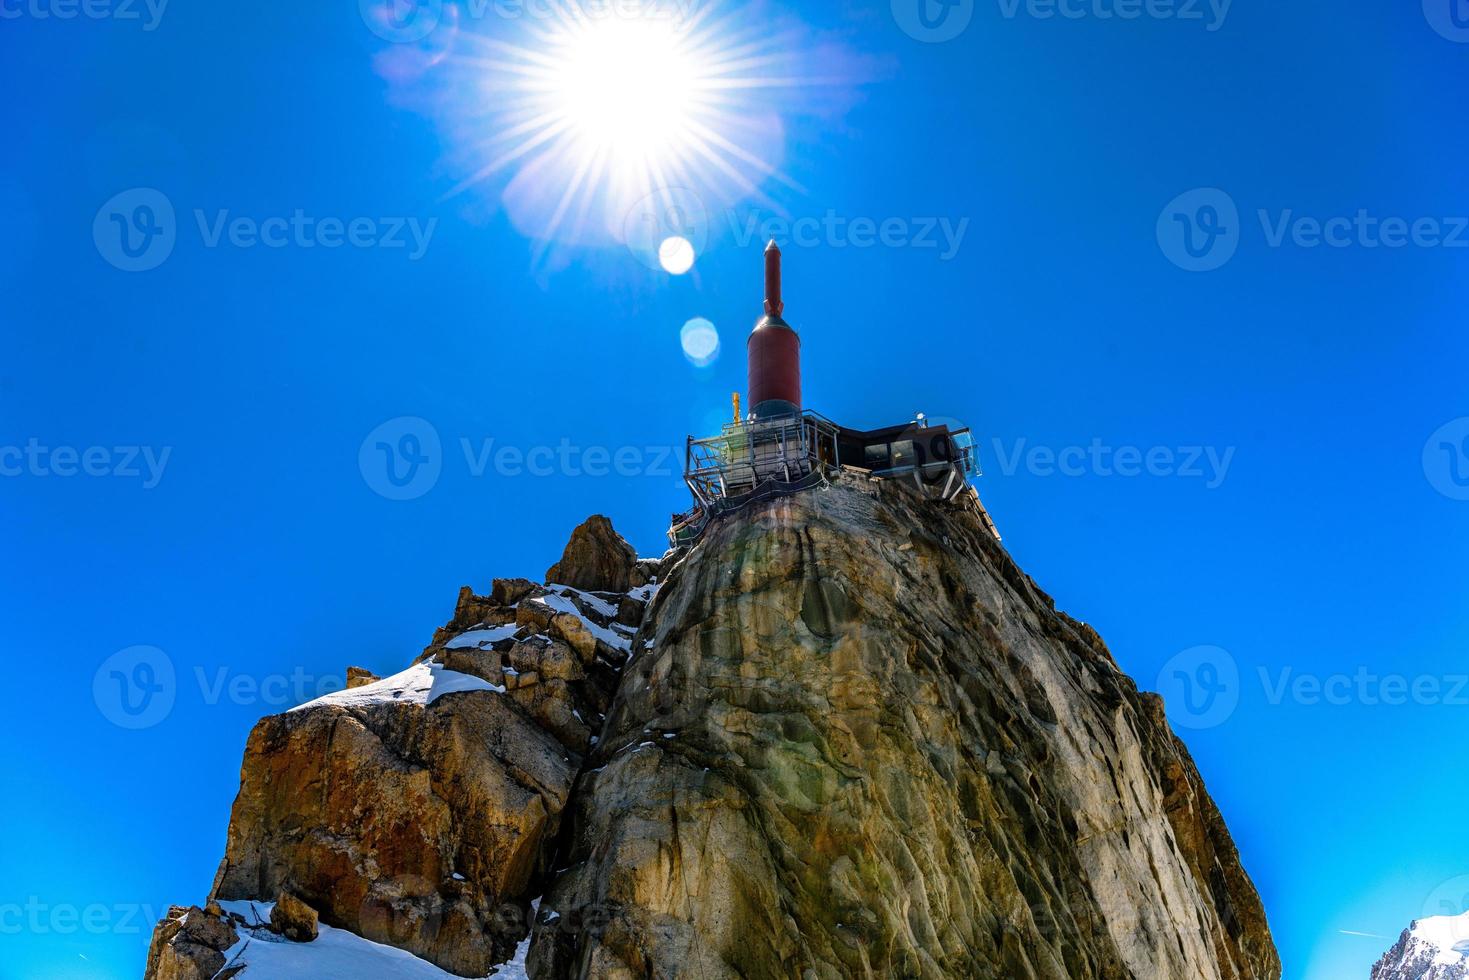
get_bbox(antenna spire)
[764,239,784,318]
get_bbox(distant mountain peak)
[1373,911,1469,980]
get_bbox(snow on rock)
[445,624,520,650]
[526,591,633,652]
[543,584,620,619]
[1374,911,1469,979]
[487,900,537,980]
[216,901,494,980]
[291,661,503,713]
[627,582,659,603]
[1413,913,1469,965]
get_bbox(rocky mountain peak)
[1373,912,1469,980]
[144,479,1279,979]
[544,514,647,594]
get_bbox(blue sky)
[3,1,1468,977]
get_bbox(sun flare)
[428,1,843,265]
[546,17,699,169]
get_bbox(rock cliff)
[144,472,1278,979]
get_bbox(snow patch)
[445,624,519,650]
[215,901,492,979]
[1410,911,1469,966]
[292,662,503,713]
[542,584,618,619]
[525,593,631,652]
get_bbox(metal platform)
[669,410,985,547]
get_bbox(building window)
[891,440,916,469]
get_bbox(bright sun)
[447,2,829,267]
[547,18,699,168]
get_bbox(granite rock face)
[145,492,1278,979]
[530,476,1279,980]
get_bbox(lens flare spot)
[680,317,720,367]
[659,236,695,275]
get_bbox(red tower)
[747,240,802,419]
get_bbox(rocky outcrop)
[181,520,654,979]
[345,666,379,689]
[209,663,572,975]
[530,475,1279,979]
[545,515,644,593]
[271,891,319,942]
[143,905,239,980]
[145,492,1278,979]
[1372,912,1469,979]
